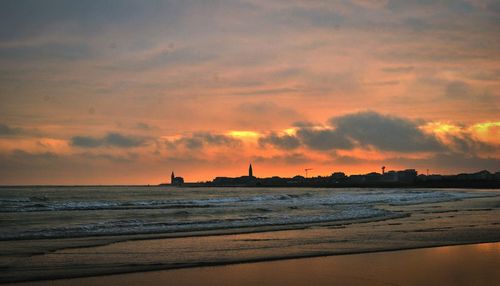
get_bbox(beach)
[1,186,499,284]
[6,242,500,286]
[2,1,499,284]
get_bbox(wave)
[0,193,313,212]
[0,190,492,213]
[0,206,394,240]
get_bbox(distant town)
[161,164,500,188]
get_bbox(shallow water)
[1,186,499,283]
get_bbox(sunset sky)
[0,0,499,184]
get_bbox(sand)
[6,242,500,286]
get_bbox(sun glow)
[470,122,500,133]
[470,122,500,144]
[282,128,297,136]
[422,122,462,135]
[227,131,261,141]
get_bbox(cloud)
[296,128,354,150]
[258,132,301,150]
[445,133,497,154]
[0,123,23,136]
[168,132,242,150]
[285,111,444,153]
[71,136,101,148]
[331,111,445,152]
[135,122,158,131]
[71,132,146,148]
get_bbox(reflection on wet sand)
[9,242,500,286]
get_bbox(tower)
[249,164,253,177]
[382,166,386,174]
[171,171,175,184]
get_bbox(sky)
[0,0,499,184]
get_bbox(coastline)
[5,241,500,286]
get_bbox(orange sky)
[0,0,499,184]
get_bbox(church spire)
[249,163,253,177]
[171,171,175,184]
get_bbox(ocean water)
[0,186,489,240]
[1,186,499,283]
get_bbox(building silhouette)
[161,164,499,188]
[170,171,184,186]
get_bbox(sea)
[1,186,499,283]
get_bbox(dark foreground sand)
[7,242,500,286]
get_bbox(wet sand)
[7,242,500,286]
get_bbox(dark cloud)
[447,134,497,154]
[296,128,353,150]
[168,132,241,150]
[10,149,58,160]
[331,111,444,152]
[104,133,145,147]
[262,111,446,153]
[136,122,153,130]
[0,123,23,136]
[258,132,301,150]
[71,132,146,148]
[445,80,471,98]
[71,136,102,148]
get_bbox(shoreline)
[2,190,499,284]
[5,241,500,286]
